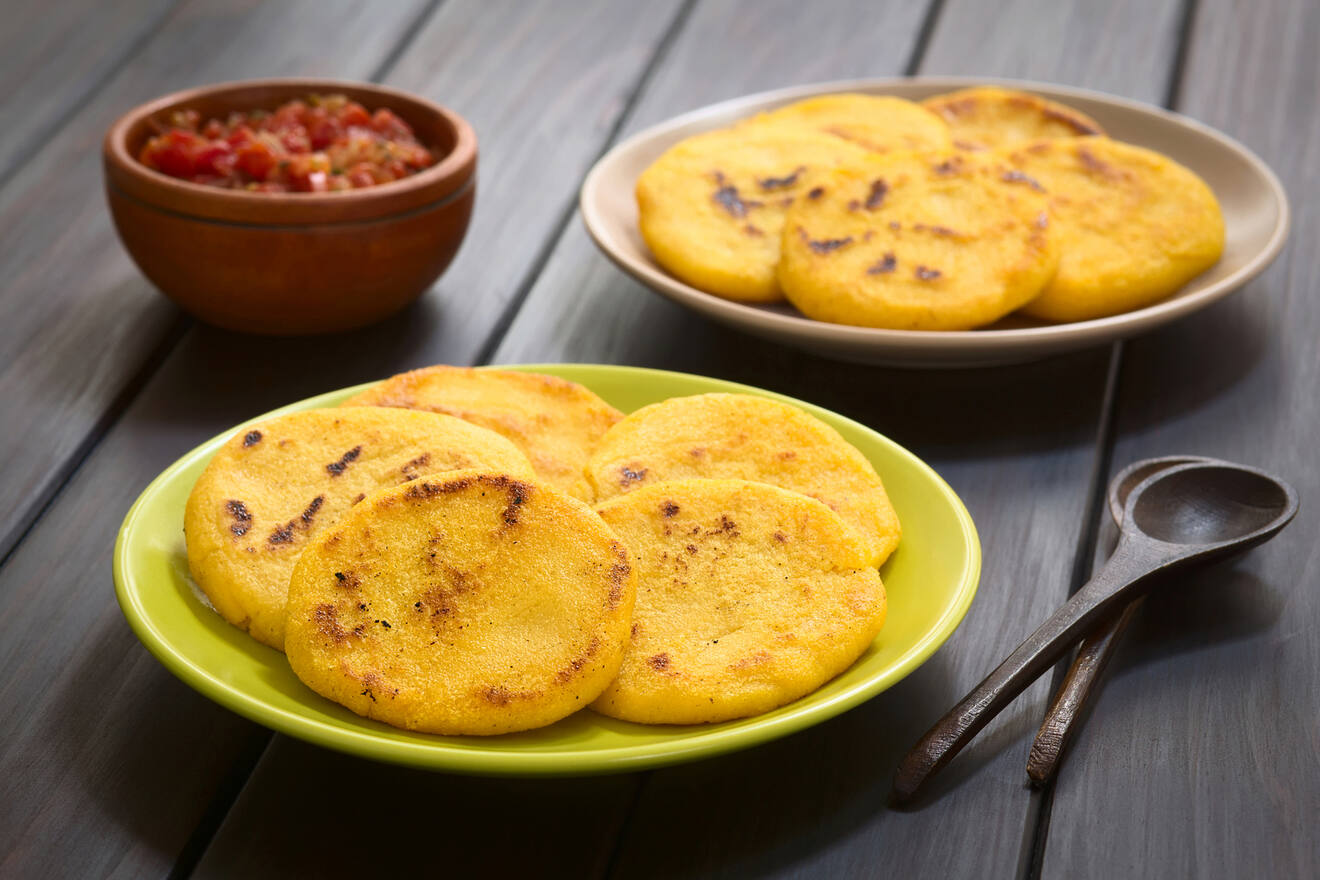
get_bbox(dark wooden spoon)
[1025,455,1216,786]
[891,461,1298,806]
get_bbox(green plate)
[114,365,979,775]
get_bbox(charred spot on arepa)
[500,478,531,526]
[396,472,537,528]
[913,223,960,237]
[312,603,354,644]
[419,565,479,621]
[224,499,252,537]
[867,253,898,275]
[481,685,542,707]
[325,445,363,477]
[619,465,648,487]
[1002,169,1045,191]
[864,178,888,209]
[757,166,805,191]
[266,494,325,546]
[712,181,760,219]
[1077,146,1124,180]
[932,156,965,175]
[556,636,602,683]
[797,226,853,255]
[1041,104,1101,134]
[400,452,431,480]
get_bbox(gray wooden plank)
[0,2,686,877]
[194,737,640,880]
[0,3,435,878]
[490,0,1187,876]
[1042,0,1320,876]
[0,0,433,563]
[0,0,178,184]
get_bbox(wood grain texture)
[0,3,432,877]
[917,0,1187,94]
[1042,0,1320,876]
[0,0,177,183]
[0,0,433,564]
[489,0,1184,876]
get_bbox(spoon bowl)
[1127,463,1297,549]
[1109,455,1213,524]
[892,459,1297,804]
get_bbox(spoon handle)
[890,539,1157,805]
[1026,598,1141,785]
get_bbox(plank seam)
[600,772,653,880]
[1018,342,1125,880]
[369,0,448,84]
[166,728,274,880]
[1020,1,1200,872]
[904,0,948,76]
[0,313,191,571]
[0,0,186,195]
[472,0,701,367]
[1164,0,1201,109]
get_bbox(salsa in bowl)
[139,94,439,192]
[104,79,477,334]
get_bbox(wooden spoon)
[891,460,1298,805]
[1025,455,1216,786]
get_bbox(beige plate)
[580,77,1289,367]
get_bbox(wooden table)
[2,1,1315,876]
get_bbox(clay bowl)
[104,79,477,335]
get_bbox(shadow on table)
[130,294,451,430]
[559,277,1270,461]
[1111,285,1275,435]
[1113,567,1284,674]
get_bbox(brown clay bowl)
[104,79,477,335]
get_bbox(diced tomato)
[346,163,378,187]
[370,108,411,140]
[140,129,202,177]
[137,93,435,190]
[225,125,256,148]
[235,141,277,179]
[269,99,307,130]
[307,118,339,151]
[192,142,233,177]
[279,125,311,154]
[338,102,371,128]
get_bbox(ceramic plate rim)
[580,76,1290,363]
[114,364,980,775]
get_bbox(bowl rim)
[104,77,478,225]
